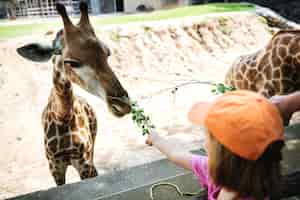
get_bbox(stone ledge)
[8,126,300,200]
[8,150,204,200]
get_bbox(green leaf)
[130,100,155,136]
[211,83,236,94]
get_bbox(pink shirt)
[190,155,260,200]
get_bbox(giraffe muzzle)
[107,95,131,117]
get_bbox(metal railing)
[15,0,82,17]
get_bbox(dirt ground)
[0,12,271,199]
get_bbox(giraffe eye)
[64,59,82,68]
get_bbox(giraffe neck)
[50,56,75,121]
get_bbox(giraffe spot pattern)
[57,124,69,134]
[271,48,282,67]
[273,69,281,79]
[285,56,293,64]
[59,135,71,149]
[254,73,265,91]
[292,56,300,68]
[288,37,300,56]
[71,134,82,147]
[78,116,85,128]
[279,35,293,46]
[70,115,79,132]
[278,46,287,59]
[245,69,257,82]
[48,138,58,153]
[263,65,272,80]
[257,53,269,72]
[226,30,300,96]
[272,81,281,93]
[282,64,295,76]
[47,122,57,139]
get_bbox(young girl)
[146,90,285,200]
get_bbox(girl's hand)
[145,130,159,146]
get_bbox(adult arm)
[270,91,300,126]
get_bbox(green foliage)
[218,16,229,26]
[257,16,268,25]
[266,27,276,35]
[130,101,155,135]
[220,26,232,35]
[211,83,235,94]
[143,26,152,33]
[110,31,121,42]
[218,16,232,35]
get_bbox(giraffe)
[225,30,300,98]
[16,2,131,186]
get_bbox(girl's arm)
[146,131,193,170]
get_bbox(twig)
[140,80,216,99]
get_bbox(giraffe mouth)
[111,104,127,117]
[107,96,131,117]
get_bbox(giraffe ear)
[17,43,54,62]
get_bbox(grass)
[0,23,58,40]
[0,3,254,40]
[95,3,254,25]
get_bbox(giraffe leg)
[49,160,68,186]
[72,158,98,180]
[79,162,98,179]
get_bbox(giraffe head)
[17,1,131,117]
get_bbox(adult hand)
[270,95,293,126]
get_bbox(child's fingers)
[145,140,152,146]
[145,136,153,146]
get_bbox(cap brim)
[188,102,212,125]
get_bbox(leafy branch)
[130,82,235,135]
[130,101,155,135]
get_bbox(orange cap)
[188,90,284,161]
